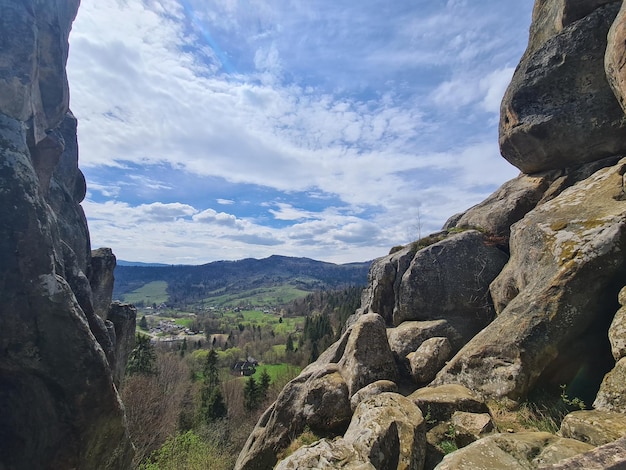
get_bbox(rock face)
[0,2,133,469]
[238,1,626,468]
[500,2,626,173]
[435,159,626,400]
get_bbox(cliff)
[235,1,626,468]
[0,1,135,468]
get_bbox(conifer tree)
[126,333,157,376]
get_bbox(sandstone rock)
[388,320,456,360]
[594,357,626,412]
[394,230,509,342]
[0,2,133,467]
[350,380,398,411]
[408,337,453,384]
[108,302,137,386]
[0,0,79,144]
[606,0,626,113]
[450,411,495,447]
[453,172,554,238]
[344,393,426,470]
[337,313,399,396]
[560,410,626,446]
[539,436,626,469]
[500,3,626,173]
[275,438,375,470]
[356,245,416,325]
[410,384,489,424]
[608,286,626,361]
[435,160,626,401]
[90,248,117,320]
[236,313,396,470]
[434,432,593,470]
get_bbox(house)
[231,360,257,376]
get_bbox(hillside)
[113,255,371,307]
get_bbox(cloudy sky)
[66,0,533,265]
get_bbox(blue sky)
[66,0,533,264]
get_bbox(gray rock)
[539,436,626,469]
[560,410,626,446]
[350,380,398,412]
[435,160,626,401]
[0,2,133,468]
[275,438,375,470]
[108,302,137,386]
[608,286,626,361]
[344,393,426,470]
[235,314,396,470]
[90,248,117,320]
[606,0,626,113]
[394,230,509,343]
[434,432,593,470]
[450,411,495,447]
[408,337,453,384]
[410,384,489,424]
[388,320,456,360]
[500,3,626,173]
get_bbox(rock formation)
[236,0,626,468]
[0,1,134,468]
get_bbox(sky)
[66,0,534,265]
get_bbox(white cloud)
[68,0,533,263]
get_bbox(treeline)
[283,285,363,332]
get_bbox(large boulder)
[539,436,626,469]
[387,320,457,360]
[107,302,137,386]
[435,160,626,401]
[499,2,626,173]
[560,410,626,446]
[408,337,453,384]
[434,432,593,470]
[409,385,489,424]
[606,0,626,112]
[394,230,509,342]
[275,438,374,470]
[344,393,426,470]
[594,357,626,413]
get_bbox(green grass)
[122,281,169,305]
[251,364,301,383]
[174,318,194,328]
[202,285,310,307]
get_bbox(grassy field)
[203,285,310,307]
[122,281,168,305]
[223,310,305,333]
[251,363,301,383]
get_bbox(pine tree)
[138,315,148,330]
[285,334,294,352]
[200,348,227,422]
[243,376,260,411]
[126,333,157,376]
[259,369,271,402]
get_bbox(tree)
[285,334,294,353]
[243,377,260,411]
[179,338,188,357]
[139,315,148,330]
[200,349,227,422]
[259,369,271,402]
[126,333,157,376]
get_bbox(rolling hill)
[113,255,371,307]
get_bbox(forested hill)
[113,255,371,306]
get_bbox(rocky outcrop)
[235,313,397,470]
[0,1,133,469]
[539,436,626,469]
[91,248,117,320]
[238,1,626,468]
[277,393,426,470]
[435,159,626,400]
[108,302,137,385]
[560,410,626,446]
[434,432,594,470]
[500,2,626,173]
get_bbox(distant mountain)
[113,255,372,306]
[116,260,172,267]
